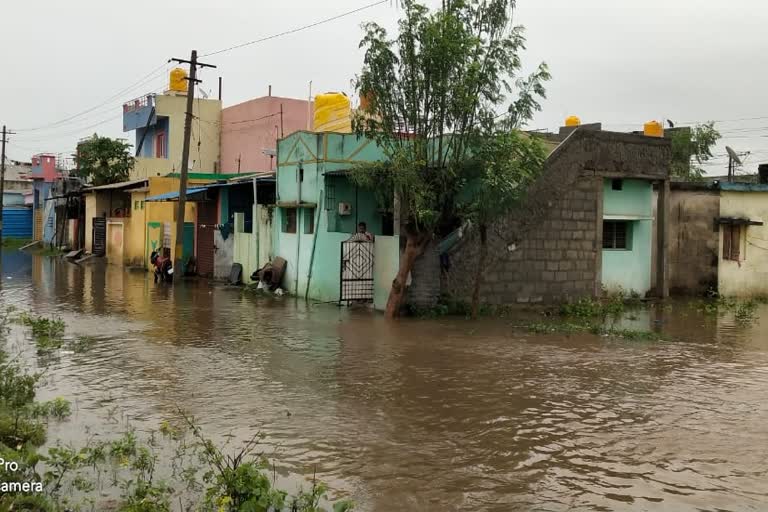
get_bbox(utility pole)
[169,50,216,282]
[0,125,17,242]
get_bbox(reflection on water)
[2,251,768,511]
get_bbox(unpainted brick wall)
[442,129,671,305]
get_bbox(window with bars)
[303,208,315,234]
[282,208,297,234]
[722,225,743,261]
[602,220,631,250]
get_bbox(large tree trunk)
[385,233,428,319]
[471,224,488,320]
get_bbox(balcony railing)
[123,94,155,114]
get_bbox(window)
[612,179,623,191]
[155,132,166,159]
[303,208,315,234]
[603,220,631,250]
[282,208,297,234]
[723,225,742,261]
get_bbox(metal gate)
[197,201,217,277]
[340,239,375,303]
[92,217,106,256]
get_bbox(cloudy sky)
[3,0,767,174]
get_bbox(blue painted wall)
[123,97,156,132]
[2,208,33,239]
[273,132,398,305]
[136,117,169,158]
[601,179,653,295]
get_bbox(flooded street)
[2,252,768,511]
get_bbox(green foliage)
[74,134,134,186]
[559,296,629,319]
[1,238,32,250]
[30,398,72,420]
[458,130,548,226]
[15,313,65,352]
[351,0,550,236]
[670,122,721,180]
[526,322,661,341]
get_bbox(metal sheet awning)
[84,178,148,192]
[716,217,764,226]
[145,187,209,202]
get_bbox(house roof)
[84,178,148,192]
[718,182,768,192]
[145,187,209,202]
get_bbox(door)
[92,217,107,256]
[182,222,195,262]
[106,222,124,264]
[196,201,217,277]
[340,238,375,304]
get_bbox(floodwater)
[2,251,768,511]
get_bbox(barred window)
[603,221,630,250]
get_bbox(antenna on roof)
[726,146,742,182]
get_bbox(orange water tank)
[169,68,188,93]
[644,120,664,138]
[565,115,581,127]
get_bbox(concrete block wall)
[406,243,442,308]
[442,129,671,306]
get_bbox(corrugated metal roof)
[719,182,768,192]
[145,187,208,202]
[84,178,148,192]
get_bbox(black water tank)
[759,164,768,184]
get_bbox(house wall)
[126,191,148,266]
[601,179,653,295]
[233,205,274,283]
[443,130,670,305]
[155,94,221,173]
[273,132,396,306]
[652,187,720,295]
[718,190,768,297]
[128,94,221,180]
[221,96,312,174]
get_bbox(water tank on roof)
[313,92,352,133]
[565,115,581,127]
[169,68,188,93]
[644,120,664,138]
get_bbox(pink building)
[221,96,312,174]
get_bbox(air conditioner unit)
[338,202,352,216]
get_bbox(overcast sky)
[3,0,767,175]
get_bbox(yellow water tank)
[644,120,664,138]
[169,68,188,93]
[313,92,352,133]
[565,115,581,127]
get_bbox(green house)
[274,131,400,309]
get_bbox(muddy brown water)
[2,252,768,511]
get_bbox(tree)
[670,122,720,180]
[74,135,134,186]
[351,0,549,318]
[458,131,548,318]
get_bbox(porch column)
[655,179,670,298]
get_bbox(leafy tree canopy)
[352,0,550,237]
[670,122,720,180]
[74,135,134,186]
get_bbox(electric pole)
[0,125,17,242]
[169,50,216,282]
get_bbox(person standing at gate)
[351,221,374,242]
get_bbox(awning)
[716,217,764,226]
[145,187,209,202]
[84,178,148,192]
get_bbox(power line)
[201,0,390,57]
[14,63,169,132]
